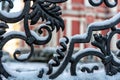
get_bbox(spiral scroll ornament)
[0,0,67,79]
[47,36,69,75]
[0,0,120,80]
[37,36,69,78]
[89,0,118,8]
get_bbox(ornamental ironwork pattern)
[0,0,119,80]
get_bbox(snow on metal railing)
[0,0,119,80]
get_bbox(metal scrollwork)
[48,4,120,79]
[0,0,120,80]
[0,0,67,79]
[89,0,118,8]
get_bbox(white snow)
[48,59,56,64]
[88,12,120,29]
[59,37,67,43]
[71,12,120,43]
[17,52,30,60]
[2,62,48,80]
[42,47,56,55]
[30,30,49,41]
[9,0,24,13]
[3,31,25,38]
[92,0,101,4]
[72,33,87,39]
[2,62,120,80]
[107,0,116,5]
[0,0,23,18]
[111,52,120,63]
[0,11,22,18]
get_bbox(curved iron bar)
[38,36,69,78]
[89,0,118,8]
[88,0,103,6]
[90,29,120,76]
[33,24,52,45]
[0,0,65,59]
[49,11,120,79]
[70,48,105,75]
[0,31,33,61]
[81,65,99,73]
[70,29,120,76]
[0,23,11,79]
[104,0,118,8]
[104,29,120,76]
[0,0,120,79]
[0,0,13,9]
[0,0,29,23]
[47,36,69,75]
[44,0,67,3]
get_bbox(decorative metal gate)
[0,0,120,79]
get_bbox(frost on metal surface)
[0,0,120,80]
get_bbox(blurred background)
[0,0,120,63]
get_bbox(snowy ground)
[2,62,120,80]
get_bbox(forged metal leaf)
[31,11,41,25]
[0,30,6,35]
[0,23,9,28]
[0,23,8,35]
[30,1,65,31]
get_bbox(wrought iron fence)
[0,0,119,79]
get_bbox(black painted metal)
[81,65,99,73]
[0,0,119,79]
[89,0,118,7]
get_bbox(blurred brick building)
[20,0,119,51]
[60,0,119,51]
[1,0,120,61]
